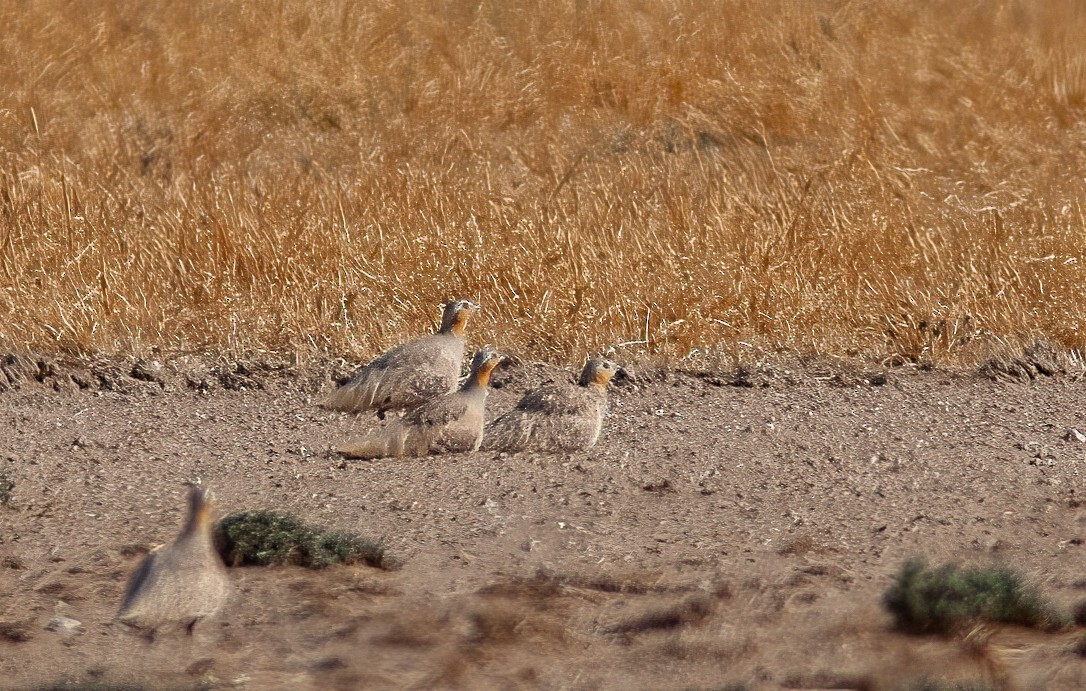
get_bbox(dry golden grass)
[1,0,1085,364]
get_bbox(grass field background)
[1,0,1085,365]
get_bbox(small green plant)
[883,558,1068,634]
[214,510,384,569]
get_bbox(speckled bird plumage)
[338,347,503,459]
[320,300,478,414]
[483,359,618,453]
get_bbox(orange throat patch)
[186,500,214,534]
[591,371,613,387]
[448,310,470,337]
[473,359,499,388]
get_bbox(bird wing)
[514,383,589,415]
[117,551,159,621]
[482,411,535,451]
[406,389,487,454]
[485,387,607,452]
[339,393,475,459]
[322,335,461,412]
[402,392,472,430]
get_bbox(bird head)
[468,345,505,388]
[440,299,479,337]
[579,359,620,388]
[184,483,215,533]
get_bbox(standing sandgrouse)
[321,299,479,415]
[338,347,504,459]
[483,359,619,453]
[117,485,231,636]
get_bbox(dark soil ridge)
[0,341,1080,399]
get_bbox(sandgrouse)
[117,485,231,636]
[338,347,504,459]
[321,299,479,415]
[483,359,619,453]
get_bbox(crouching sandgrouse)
[483,359,619,453]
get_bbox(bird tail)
[338,429,399,460]
[319,379,378,413]
[481,415,533,452]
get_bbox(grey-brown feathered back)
[320,300,478,414]
[117,486,231,634]
[483,359,618,453]
[338,347,503,459]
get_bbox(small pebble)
[44,615,82,635]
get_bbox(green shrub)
[214,510,384,569]
[882,558,1067,634]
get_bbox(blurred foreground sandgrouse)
[117,485,231,636]
[483,359,619,452]
[321,299,479,415]
[338,347,504,459]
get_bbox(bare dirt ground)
[1,354,1084,690]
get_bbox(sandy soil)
[0,354,1084,690]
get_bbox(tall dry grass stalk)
[1,0,1084,365]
